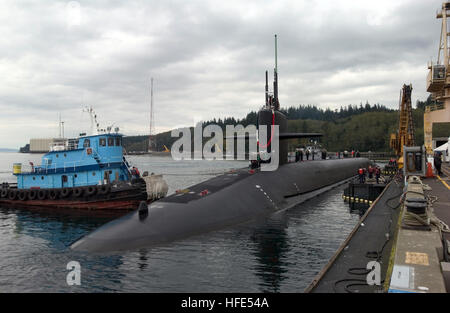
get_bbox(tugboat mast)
[83,106,100,136]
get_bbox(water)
[0,152,360,292]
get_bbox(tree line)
[123,101,431,153]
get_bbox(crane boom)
[390,84,415,168]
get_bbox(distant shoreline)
[0,149,18,152]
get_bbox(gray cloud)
[0,0,444,148]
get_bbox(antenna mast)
[148,77,155,152]
[274,34,279,110]
[82,106,99,136]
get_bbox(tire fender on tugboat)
[8,189,18,200]
[97,184,110,195]
[37,189,47,200]
[73,187,84,198]
[49,189,59,200]
[60,188,71,198]
[85,185,97,196]
[28,189,37,200]
[18,190,28,201]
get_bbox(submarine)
[71,39,370,253]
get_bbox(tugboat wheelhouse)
[15,133,131,189]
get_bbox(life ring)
[37,189,47,200]
[86,148,92,155]
[18,190,28,201]
[0,189,8,198]
[28,190,37,200]
[60,188,71,198]
[73,187,84,197]
[8,189,17,200]
[97,184,111,195]
[85,185,97,196]
[48,189,59,200]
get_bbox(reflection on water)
[0,153,361,292]
[250,214,290,293]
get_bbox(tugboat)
[0,108,168,211]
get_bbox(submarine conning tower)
[255,35,323,166]
[258,68,288,165]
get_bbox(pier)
[305,163,450,293]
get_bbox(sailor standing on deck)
[358,167,365,184]
[368,165,374,179]
[375,167,381,184]
[131,166,141,180]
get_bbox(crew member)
[375,167,381,184]
[368,166,374,179]
[358,167,365,183]
[250,159,259,169]
[434,152,443,176]
[131,166,141,179]
[305,149,310,160]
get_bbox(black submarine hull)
[71,158,370,253]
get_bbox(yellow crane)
[390,84,415,168]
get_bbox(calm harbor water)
[0,152,361,292]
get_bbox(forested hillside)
[124,100,436,153]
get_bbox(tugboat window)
[92,172,96,176]
[62,175,68,182]
[108,137,114,146]
[115,137,121,146]
[83,139,90,148]
[99,138,106,146]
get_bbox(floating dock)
[306,163,450,293]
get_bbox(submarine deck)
[161,168,255,204]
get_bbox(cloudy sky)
[0,0,445,148]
